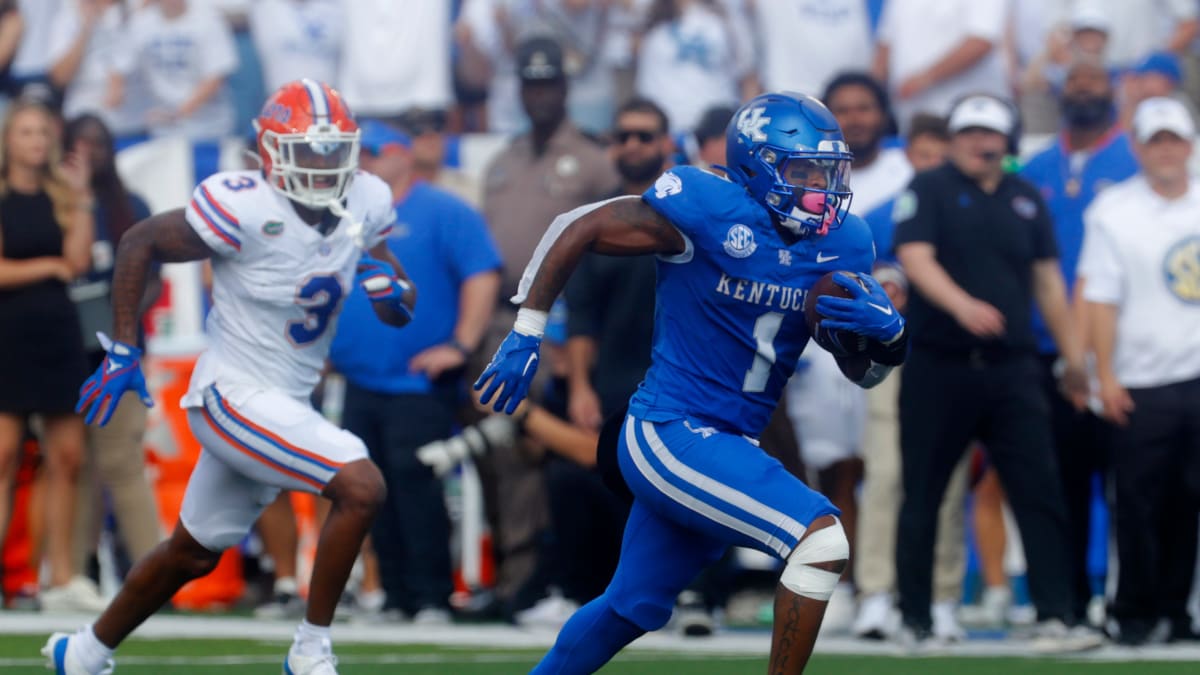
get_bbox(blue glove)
[815,272,905,343]
[473,330,542,414]
[357,256,412,321]
[76,334,154,426]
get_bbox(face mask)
[1061,95,1113,127]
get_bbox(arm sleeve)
[889,176,939,248]
[185,178,243,257]
[1078,218,1124,305]
[641,167,724,243]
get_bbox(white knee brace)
[779,517,849,601]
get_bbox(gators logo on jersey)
[1164,236,1200,303]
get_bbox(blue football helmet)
[723,92,853,236]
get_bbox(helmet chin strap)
[327,198,365,251]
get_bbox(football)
[803,271,869,356]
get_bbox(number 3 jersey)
[180,169,396,407]
[628,166,875,438]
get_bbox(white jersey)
[1078,175,1200,388]
[181,170,396,408]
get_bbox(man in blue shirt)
[1020,56,1137,624]
[330,121,502,622]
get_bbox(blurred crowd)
[1,0,1199,652]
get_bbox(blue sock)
[531,595,644,674]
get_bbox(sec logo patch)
[723,224,757,259]
[1164,236,1200,304]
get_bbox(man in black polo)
[892,94,1098,649]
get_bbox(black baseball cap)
[516,36,565,82]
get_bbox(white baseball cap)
[1070,3,1110,33]
[948,95,1015,136]
[1133,96,1195,143]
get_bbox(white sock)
[292,620,332,657]
[274,576,298,596]
[71,626,115,673]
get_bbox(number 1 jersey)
[181,170,396,407]
[628,166,875,438]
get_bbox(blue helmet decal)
[722,92,854,236]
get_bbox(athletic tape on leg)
[779,517,849,601]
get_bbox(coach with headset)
[890,94,1099,648]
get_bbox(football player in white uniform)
[45,80,414,675]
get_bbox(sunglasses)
[398,111,447,136]
[615,129,660,145]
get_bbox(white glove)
[416,415,518,477]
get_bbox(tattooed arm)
[111,209,214,344]
[521,196,686,312]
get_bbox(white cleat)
[40,577,109,614]
[932,601,967,643]
[41,632,113,675]
[283,649,339,675]
[852,593,898,640]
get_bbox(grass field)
[5,635,1200,675]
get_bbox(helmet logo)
[723,224,758,259]
[737,106,771,142]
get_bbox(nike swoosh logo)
[107,361,122,374]
[521,353,538,377]
[816,253,839,263]
[868,302,894,316]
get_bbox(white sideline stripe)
[11,652,762,667]
[8,614,1200,662]
[625,419,790,556]
[640,420,806,555]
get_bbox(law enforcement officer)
[892,94,1099,649]
[477,34,618,617]
[1079,96,1200,645]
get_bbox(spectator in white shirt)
[9,0,60,101]
[113,0,238,141]
[48,1,145,138]
[249,0,342,94]
[633,0,752,134]
[748,0,873,99]
[1080,0,1198,69]
[1078,96,1200,645]
[338,0,451,122]
[872,0,1010,134]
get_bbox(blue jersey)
[627,166,875,438]
[1020,130,1137,353]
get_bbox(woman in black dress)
[0,99,98,607]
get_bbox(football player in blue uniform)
[476,92,907,674]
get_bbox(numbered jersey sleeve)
[186,173,251,257]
